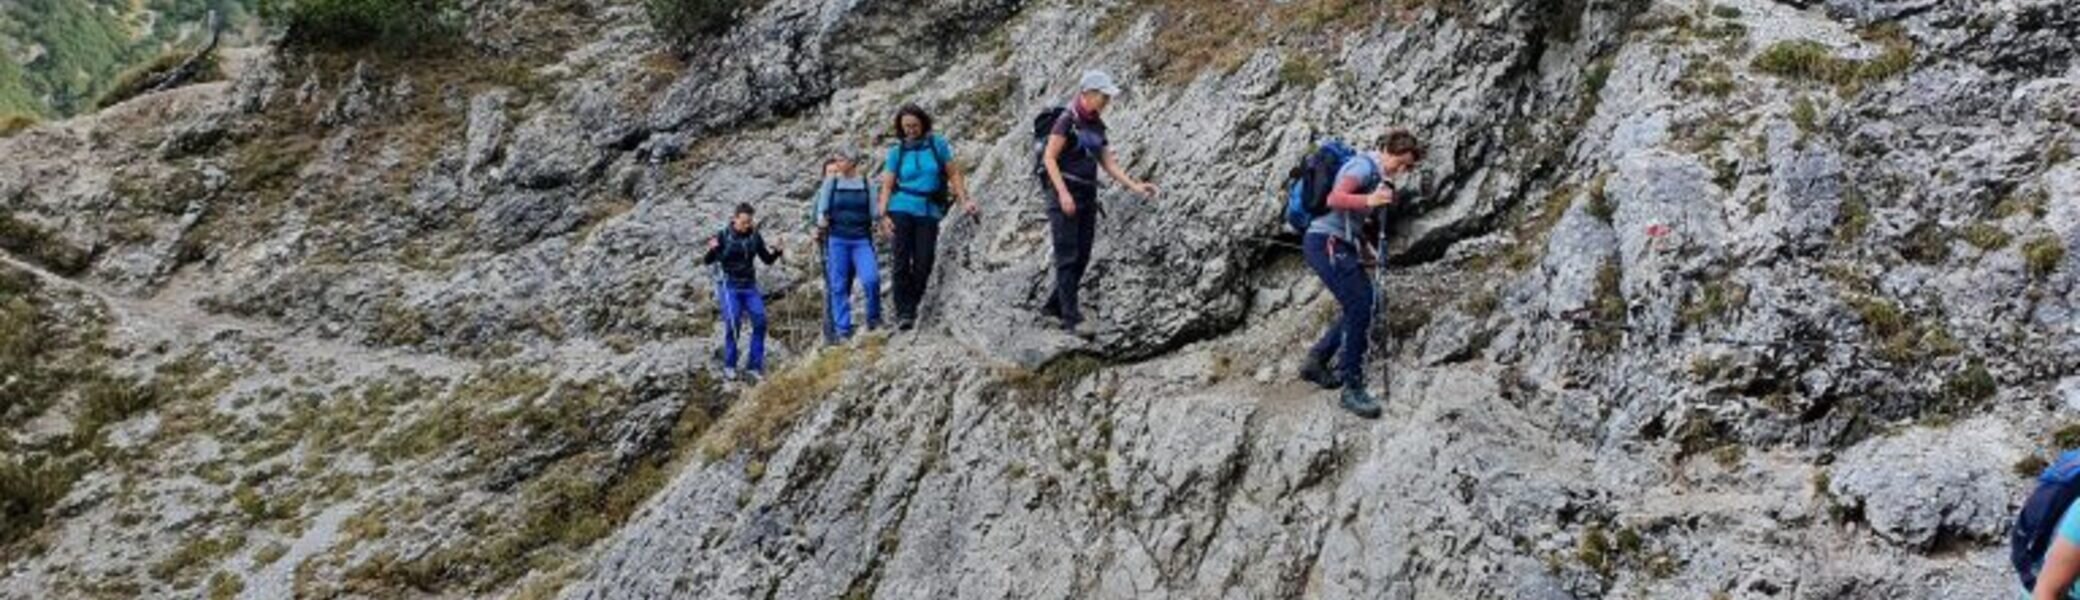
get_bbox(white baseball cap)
[1079,70,1122,96]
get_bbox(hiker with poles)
[1033,70,1160,336]
[815,151,884,343]
[704,203,785,381]
[1288,129,1424,419]
[878,104,979,332]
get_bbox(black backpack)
[1031,106,1094,185]
[2014,450,2080,591]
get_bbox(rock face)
[1,0,2077,598]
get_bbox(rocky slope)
[2,0,2078,598]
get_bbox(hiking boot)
[897,318,917,332]
[722,367,739,382]
[746,369,765,383]
[1339,386,1382,420]
[1299,357,1342,390]
[1061,319,1097,339]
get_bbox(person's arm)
[1044,134,1075,216]
[879,150,898,235]
[1100,148,1156,198]
[813,180,833,229]
[755,233,782,264]
[701,233,722,265]
[2039,538,2080,600]
[940,139,977,216]
[1326,174,1393,211]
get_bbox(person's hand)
[1366,187,1395,208]
[1132,181,1159,199]
[880,216,896,237]
[1057,190,1077,217]
[707,237,719,250]
[961,199,980,217]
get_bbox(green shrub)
[2025,237,2067,280]
[1834,194,1870,244]
[646,0,759,48]
[0,113,34,138]
[1278,54,1326,90]
[0,458,75,547]
[95,48,224,110]
[266,0,459,49]
[1751,35,1914,90]
[1960,223,2011,251]
[1941,359,1996,412]
[1790,96,1821,134]
[0,214,93,276]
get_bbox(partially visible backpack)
[893,136,954,210]
[1281,139,1359,234]
[2013,450,2080,591]
[1031,107,1069,183]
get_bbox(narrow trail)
[0,252,474,383]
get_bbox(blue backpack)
[2014,450,2080,591]
[1282,139,1359,235]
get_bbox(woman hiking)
[877,104,979,332]
[815,152,883,341]
[703,203,784,381]
[1038,70,1159,336]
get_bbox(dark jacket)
[703,228,781,287]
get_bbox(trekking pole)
[712,261,738,370]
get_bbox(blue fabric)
[2027,505,2080,599]
[885,136,954,219]
[719,284,767,373]
[1304,232,1373,386]
[825,236,881,338]
[1307,153,1382,242]
[816,177,878,240]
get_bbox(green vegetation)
[1679,279,1748,327]
[2024,237,2066,279]
[1899,222,1949,265]
[95,47,225,110]
[151,532,247,584]
[1835,193,1870,244]
[0,112,33,137]
[1937,359,1996,415]
[1750,27,1914,93]
[0,458,74,547]
[1993,188,2050,220]
[700,343,863,459]
[207,571,245,600]
[1584,260,1626,352]
[0,0,257,116]
[1790,96,1821,134]
[2018,454,2051,478]
[0,213,94,276]
[1675,59,1735,98]
[1960,223,2011,251]
[266,0,458,49]
[1278,53,1327,90]
[2055,423,2080,451]
[1110,0,1397,87]
[646,0,760,48]
[999,352,1108,398]
[1574,57,1614,124]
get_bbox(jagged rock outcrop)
[2,0,2077,598]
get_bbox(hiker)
[1036,70,1159,335]
[703,203,784,381]
[1296,129,1423,419]
[815,152,883,341]
[2016,451,2080,599]
[878,104,979,331]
